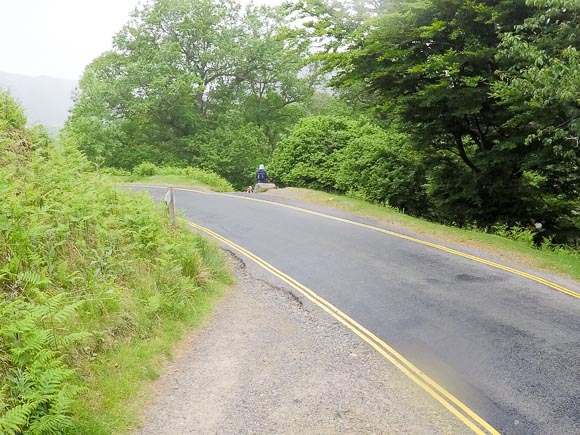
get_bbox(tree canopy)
[67,0,316,187]
[66,0,580,245]
[281,0,579,244]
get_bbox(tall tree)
[211,5,316,153]
[302,0,534,226]
[68,0,244,169]
[67,0,314,186]
[494,0,580,243]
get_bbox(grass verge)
[106,163,234,193]
[0,108,233,434]
[265,188,580,281]
[116,174,224,191]
[67,280,227,434]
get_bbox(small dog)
[245,186,254,193]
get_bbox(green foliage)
[66,0,315,186]
[271,115,430,215]
[322,0,535,228]
[100,167,131,176]
[0,294,84,435]
[491,224,536,247]
[0,93,229,433]
[132,161,157,177]
[493,0,580,244]
[336,127,430,216]
[270,116,359,190]
[0,91,26,131]
[293,0,579,245]
[196,119,270,188]
[63,0,580,245]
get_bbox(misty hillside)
[0,71,77,132]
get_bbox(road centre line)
[155,185,579,299]
[188,221,500,434]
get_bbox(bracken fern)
[1,91,229,433]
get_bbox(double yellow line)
[189,221,500,434]
[133,184,578,298]
[173,186,579,299]
[135,184,578,433]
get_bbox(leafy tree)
[68,0,243,169]
[230,6,316,152]
[65,58,135,169]
[301,0,543,227]
[270,115,359,190]
[0,91,26,131]
[494,0,580,243]
[197,115,270,187]
[67,0,314,185]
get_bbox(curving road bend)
[139,186,580,434]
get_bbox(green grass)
[269,188,580,281]
[0,120,234,434]
[118,174,230,191]
[67,280,227,434]
[108,164,235,192]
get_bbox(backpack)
[256,169,268,183]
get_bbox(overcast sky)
[0,0,282,81]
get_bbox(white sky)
[0,0,282,81]
[0,0,142,80]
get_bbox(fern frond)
[0,401,38,434]
[54,331,92,349]
[28,413,72,435]
[16,270,50,291]
[51,300,83,324]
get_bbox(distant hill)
[0,71,77,132]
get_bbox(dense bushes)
[297,0,580,246]
[132,161,157,177]
[270,116,429,216]
[0,94,228,433]
[127,162,235,192]
[336,127,430,216]
[270,116,359,190]
[270,113,578,245]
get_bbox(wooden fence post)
[166,187,176,229]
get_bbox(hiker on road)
[255,164,269,184]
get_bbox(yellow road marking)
[140,184,580,299]
[189,221,500,434]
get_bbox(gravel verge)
[135,253,468,434]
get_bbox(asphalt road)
[140,186,580,434]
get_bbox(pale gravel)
[135,253,468,434]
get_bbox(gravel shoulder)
[135,253,468,434]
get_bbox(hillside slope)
[0,92,229,433]
[0,71,76,131]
